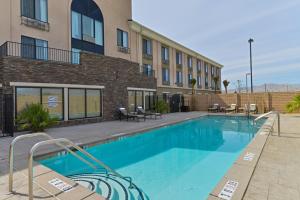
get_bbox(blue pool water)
[40,116,265,200]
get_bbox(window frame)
[21,0,48,22]
[21,35,48,60]
[68,88,102,120]
[117,29,129,48]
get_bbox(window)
[176,71,183,83]
[211,66,215,76]
[143,64,153,77]
[197,76,201,87]
[16,88,41,114]
[145,91,156,111]
[205,63,209,74]
[42,88,63,120]
[127,90,145,112]
[86,89,101,117]
[205,76,209,89]
[161,46,169,61]
[21,36,48,60]
[188,74,193,84]
[188,56,193,68]
[16,87,63,120]
[68,88,102,119]
[197,60,202,72]
[71,0,104,54]
[72,48,81,64]
[72,11,81,39]
[176,52,182,65]
[162,68,169,82]
[143,39,152,55]
[69,89,85,119]
[117,29,129,48]
[21,0,48,22]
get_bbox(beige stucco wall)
[0,0,135,61]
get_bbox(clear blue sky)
[132,0,300,89]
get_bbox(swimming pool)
[40,115,265,200]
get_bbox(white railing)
[254,111,280,136]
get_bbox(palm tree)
[191,78,197,94]
[223,80,230,94]
[286,95,300,113]
[213,76,220,94]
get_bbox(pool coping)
[207,114,276,200]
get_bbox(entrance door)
[170,94,182,113]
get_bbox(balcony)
[141,65,155,77]
[0,41,80,64]
[162,59,169,65]
[143,53,153,60]
[162,80,170,86]
[118,46,131,54]
[176,82,183,87]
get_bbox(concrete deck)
[1,112,300,200]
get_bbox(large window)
[145,91,156,111]
[197,60,202,72]
[127,91,144,112]
[69,88,102,119]
[161,46,169,61]
[162,68,169,82]
[176,71,183,83]
[71,0,104,54]
[197,76,202,87]
[143,64,153,77]
[176,51,182,65]
[16,87,63,120]
[188,74,193,84]
[117,29,129,48]
[205,62,209,74]
[143,39,152,55]
[21,36,48,60]
[21,0,48,22]
[188,56,193,68]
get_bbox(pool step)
[68,172,149,200]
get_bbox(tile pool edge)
[207,114,276,200]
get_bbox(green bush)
[17,103,58,132]
[286,95,300,113]
[154,100,169,114]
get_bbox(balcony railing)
[0,41,80,64]
[162,80,170,85]
[176,82,183,87]
[141,66,155,77]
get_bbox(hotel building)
[0,0,223,134]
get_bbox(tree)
[17,103,58,132]
[223,80,230,94]
[286,95,300,113]
[191,78,197,94]
[213,76,220,94]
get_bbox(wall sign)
[48,96,58,108]
[48,178,74,192]
[218,180,239,200]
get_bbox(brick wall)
[0,52,157,125]
[190,92,300,113]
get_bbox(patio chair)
[118,108,146,122]
[208,104,219,112]
[225,104,237,113]
[137,106,162,119]
[249,104,257,114]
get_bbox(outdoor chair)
[119,108,146,122]
[249,104,258,114]
[137,106,162,119]
[225,104,237,113]
[208,104,219,112]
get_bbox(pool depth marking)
[218,180,239,200]
[243,152,255,161]
[48,178,74,192]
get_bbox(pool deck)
[1,112,300,200]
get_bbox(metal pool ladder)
[254,111,280,136]
[9,132,135,200]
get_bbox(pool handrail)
[254,111,280,136]
[8,132,98,192]
[28,137,135,200]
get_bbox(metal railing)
[9,133,137,200]
[0,41,80,64]
[254,111,280,136]
[141,65,155,77]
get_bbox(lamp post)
[248,38,254,93]
[246,73,251,115]
[246,73,251,93]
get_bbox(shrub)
[286,95,300,113]
[154,100,169,114]
[17,103,58,132]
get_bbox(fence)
[0,41,80,64]
[189,92,300,113]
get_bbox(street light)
[246,73,251,93]
[248,38,254,93]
